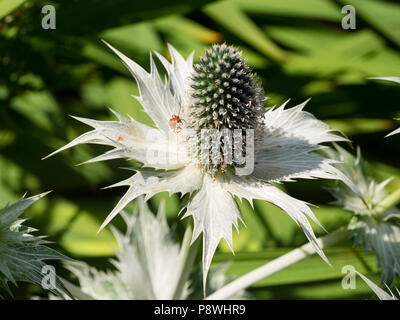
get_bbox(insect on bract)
[169,114,183,131]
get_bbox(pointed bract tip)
[101,39,110,46]
[29,190,52,201]
[40,190,53,197]
[97,220,109,235]
[384,131,396,138]
[101,39,116,53]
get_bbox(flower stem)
[206,228,350,300]
[172,225,200,300]
[375,188,400,215]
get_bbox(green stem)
[172,225,200,300]
[375,188,400,215]
[206,228,350,300]
[207,188,400,300]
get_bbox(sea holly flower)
[325,145,400,284]
[370,77,400,136]
[64,198,247,300]
[45,43,351,285]
[0,193,68,297]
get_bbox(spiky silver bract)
[64,199,247,300]
[66,199,188,300]
[325,145,400,285]
[0,193,69,297]
[349,213,400,285]
[46,42,352,288]
[355,271,398,300]
[324,145,390,215]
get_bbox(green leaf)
[339,0,400,46]
[59,209,118,257]
[325,118,393,135]
[154,15,222,44]
[214,247,378,287]
[268,27,400,83]
[233,0,341,21]
[10,90,61,133]
[53,0,215,36]
[101,21,163,54]
[203,0,286,62]
[0,0,27,19]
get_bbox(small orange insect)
[169,114,183,131]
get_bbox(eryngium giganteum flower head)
[0,193,68,297]
[325,145,400,285]
[46,43,352,285]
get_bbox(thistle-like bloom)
[370,77,400,136]
[0,193,68,297]
[325,145,400,284]
[46,43,350,285]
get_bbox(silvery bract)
[325,145,390,215]
[46,43,352,285]
[370,77,400,136]
[349,213,400,285]
[355,271,398,300]
[66,199,188,300]
[0,193,68,297]
[65,199,247,300]
[326,145,400,284]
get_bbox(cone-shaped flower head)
[45,42,353,288]
[189,44,265,174]
[190,44,265,131]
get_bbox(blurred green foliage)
[1,0,400,299]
